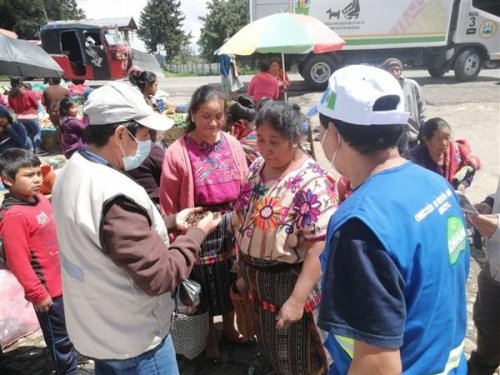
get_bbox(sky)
[76,0,208,51]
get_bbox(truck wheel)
[298,63,305,77]
[427,65,448,78]
[303,55,336,90]
[454,49,482,81]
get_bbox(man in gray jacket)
[52,82,220,375]
[382,57,426,152]
[468,177,500,375]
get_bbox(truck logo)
[343,0,360,19]
[326,0,360,20]
[479,20,497,39]
[326,9,341,20]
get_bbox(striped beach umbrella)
[217,13,344,56]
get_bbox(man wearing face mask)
[51,82,221,375]
[315,65,469,375]
[125,129,165,207]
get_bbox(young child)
[58,98,86,159]
[0,148,78,374]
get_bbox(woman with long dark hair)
[160,85,248,358]
[129,70,179,113]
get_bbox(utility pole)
[40,0,49,22]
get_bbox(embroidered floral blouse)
[233,157,338,263]
[185,133,242,207]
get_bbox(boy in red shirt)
[0,148,77,374]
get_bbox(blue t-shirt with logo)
[318,162,469,375]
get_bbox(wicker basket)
[170,306,209,359]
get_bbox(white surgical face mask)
[120,131,152,171]
[330,130,341,167]
[320,125,341,171]
[320,126,329,149]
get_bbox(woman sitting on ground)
[58,98,86,159]
[226,95,260,165]
[409,117,481,190]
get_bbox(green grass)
[237,66,258,75]
[162,69,201,77]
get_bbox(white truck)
[249,0,500,88]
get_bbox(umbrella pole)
[281,52,288,102]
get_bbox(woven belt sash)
[247,292,321,314]
[196,248,235,265]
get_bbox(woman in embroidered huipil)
[232,101,338,375]
[160,85,248,358]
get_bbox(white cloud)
[77,0,208,50]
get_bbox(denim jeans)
[35,296,78,374]
[94,335,179,375]
[18,118,42,151]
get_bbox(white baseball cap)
[313,65,409,126]
[84,82,173,131]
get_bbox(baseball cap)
[313,65,409,126]
[84,82,173,131]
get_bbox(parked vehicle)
[40,22,132,84]
[249,0,500,88]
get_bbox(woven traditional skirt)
[190,213,236,316]
[240,254,329,375]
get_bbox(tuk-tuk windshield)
[103,28,125,46]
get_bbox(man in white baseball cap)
[316,65,469,375]
[51,82,220,374]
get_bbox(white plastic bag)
[0,265,40,350]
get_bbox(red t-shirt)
[247,71,279,101]
[0,194,62,304]
[8,91,39,116]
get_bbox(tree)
[138,0,191,63]
[198,0,249,62]
[0,0,85,39]
[45,0,85,21]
